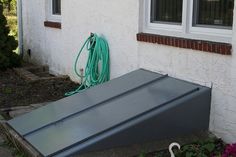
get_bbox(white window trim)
[142,0,233,43]
[46,0,61,22]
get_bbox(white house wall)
[23,0,140,80]
[22,0,236,143]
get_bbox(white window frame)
[46,0,61,22]
[142,0,233,43]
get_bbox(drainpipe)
[17,0,23,57]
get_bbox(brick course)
[44,21,61,29]
[137,33,232,55]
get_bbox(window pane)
[52,0,61,15]
[194,0,234,27]
[150,0,183,24]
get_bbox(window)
[52,0,61,15]
[143,0,234,43]
[46,0,61,22]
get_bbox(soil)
[136,150,170,157]
[0,69,79,108]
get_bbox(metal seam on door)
[11,70,162,136]
[49,87,200,157]
[23,75,169,137]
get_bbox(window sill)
[137,33,232,55]
[44,21,61,29]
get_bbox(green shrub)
[0,2,21,70]
[174,138,225,157]
[0,53,10,69]
[6,15,17,38]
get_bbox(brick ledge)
[137,33,232,55]
[44,21,61,29]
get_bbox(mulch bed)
[136,150,170,157]
[0,69,79,108]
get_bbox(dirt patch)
[0,67,79,108]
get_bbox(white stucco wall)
[22,0,236,143]
[23,0,139,80]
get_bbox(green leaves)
[0,2,21,70]
[138,152,146,157]
[173,137,224,157]
[203,143,215,152]
[0,53,10,70]
[137,137,225,157]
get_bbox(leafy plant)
[6,15,17,38]
[154,151,169,157]
[0,2,21,70]
[152,138,226,157]
[221,143,236,157]
[138,151,146,157]
[0,0,16,13]
[174,138,225,157]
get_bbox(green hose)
[65,33,110,96]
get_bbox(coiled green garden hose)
[65,33,110,96]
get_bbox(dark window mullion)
[171,0,174,22]
[219,0,223,24]
[210,1,214,25]
[214,0,219,25]
[58,0,61,14]
[225,0,229,25]
[227,1,229,25]
[210,0,213,25]
[158,0,162,21]
[167,0,170,21]
[178,0,182,22]
[174,0,177,22]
